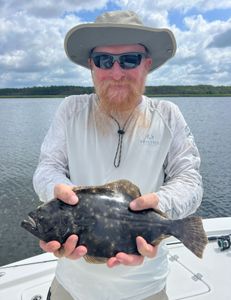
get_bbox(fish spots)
[110,241,116,249]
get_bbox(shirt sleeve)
[156,103,203,219]
[33,99,74,202]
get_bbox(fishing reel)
[217,235,231,251]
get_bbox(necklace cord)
[114,129,125,167]
[111,112,134,168]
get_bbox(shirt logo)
[140,134,159,146]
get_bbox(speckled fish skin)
[21,180,208,260]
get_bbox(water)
[0,97,230,266]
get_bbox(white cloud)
[116,0,231,14]
[0,0,109,18]
[0,8,83,87]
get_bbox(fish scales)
[21,180,208,262]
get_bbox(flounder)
[21,180,207,262]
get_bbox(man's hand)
[39,235,87,260]
[39,184,87,259]
[54,183,79,205]
[107,193,159,268]
[129,192,159,211]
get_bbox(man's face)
[89,44,152,114]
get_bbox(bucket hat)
[64,10,176,72]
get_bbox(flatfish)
[21,180,207,262]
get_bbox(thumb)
[54,184,78,205]
[130,193,159,211]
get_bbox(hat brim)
[64,23,176,72]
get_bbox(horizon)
[1,83,231,90]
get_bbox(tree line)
[0,85,231,97]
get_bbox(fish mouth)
[27,216,37,227]
[21,215,37,231]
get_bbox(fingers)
[116,252,144,266]
[53,234,78,258]
[39,240,61,252]
[107,253,144,268]
[54,235,87,260]
[129,193,159,211]
[107,257,121,268]
[136,236,158,258]
[54,184,78,205]
[40,235,87,260]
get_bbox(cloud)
[116,0,231,14]
[0,0,109,18]
[146,12,231,86]
[208,28,231,48]
[1,13,75,87]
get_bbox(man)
[33,10,203,300]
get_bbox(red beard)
[95,78,145,114]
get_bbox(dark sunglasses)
[90,52,148,70]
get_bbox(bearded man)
[33,10,203,300]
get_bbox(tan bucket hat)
[64,10,176,72]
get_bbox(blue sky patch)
[202,8,231,22]
[169,7,231,31]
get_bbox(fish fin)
[151,234,170,246]
[152,207,168,218]
[104,179,141,199]
[171,216,208,258]
[84,255,107,264]
[73,179,141,199]
[72,185,90,192]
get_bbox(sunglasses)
[90,52,148,70]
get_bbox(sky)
[0,0,231,88]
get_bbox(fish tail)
[170,216,208,258]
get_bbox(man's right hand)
[39,184,88,260]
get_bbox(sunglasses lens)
[93,54,113,69]
[121,54,142,69]
[92,53,145,69]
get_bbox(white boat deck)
[0,217,230,300]
[167,217,231,299]
[0,253,56,300]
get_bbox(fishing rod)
[208,234,231,251]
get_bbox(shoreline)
[1,94,231,98]
[1,85,230,98]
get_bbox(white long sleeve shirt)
[33,94,203,300]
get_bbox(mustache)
[101,78,134,89]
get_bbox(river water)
[0,96,230,266]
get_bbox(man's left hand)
[107,193,159,268]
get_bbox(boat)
[0,217,230,300]
[166,217,231,299]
